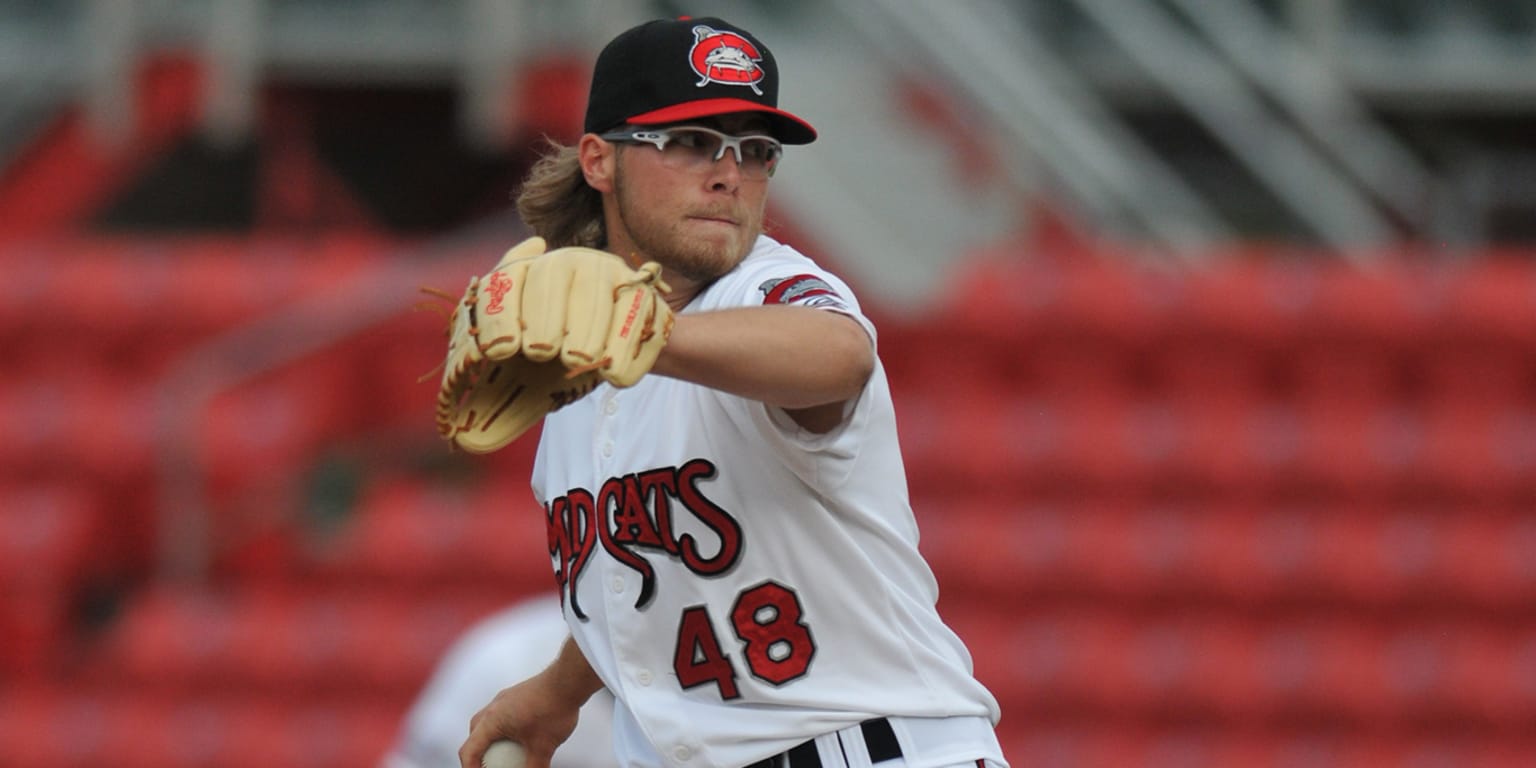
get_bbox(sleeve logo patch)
[759,274,848,310]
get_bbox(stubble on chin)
[656,234,751,283]
[612,164,759,283]
[618,207,755,284]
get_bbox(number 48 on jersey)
[674,580,816,699]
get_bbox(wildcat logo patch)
[689,25,766,95]
[759,274,849,311]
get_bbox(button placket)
[597,390,618,463]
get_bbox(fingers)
[477,259,531,359]
[495,236,547,268]
[520,253,576,362]
[603,280,672,387]
[459,716,558,768]
[477,236,549,360]
[498,247,671,383]
[560,250,625,371]
[459,726,492,768]
[602,262,673,387]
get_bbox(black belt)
[745,718,901,768]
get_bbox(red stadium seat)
[1074,496,1245,601]
[323,474,476,581]
[342,309,450,423]
[1435,259,1536,348]
[949,607,1126,713]
[1247,618,1385,720]
[0,589,72,679]
[217,587,505,697]
[938,256,1174,361]
[1305,502,1446,606]
[1413,260,1536,410]
[916,493,1097,598]
[1146,327,1277,413]
[250,701,401,768]
[1443,623,1536,727]
[0,483,101,676]
[319,472,552,596]
[1264,398,1427,497]
[197,363,351,504]
[1302,261,1439,350]
[155,236,376,338]
[0,687,401,768]
[1416,400,1536,500]
[98,585,245,693]
[895,390,1023,493]
[46,246,167,357]
[965,392,1139,492]
[0,484,99,586]
[1441,510,1536,611]
[0,366,159,498]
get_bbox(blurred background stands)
[2,2,1536,766]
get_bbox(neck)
[663,277,711,312]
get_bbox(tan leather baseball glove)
[434,236,673,453]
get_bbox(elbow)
[830,319,875,401]
[776,316,872,410]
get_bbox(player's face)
[610,115,771,284]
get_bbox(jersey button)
[673,746,692,762]
[602,440,614,458]
[636,669,653,685]
[604,399,619,415]
[610,576,625,594]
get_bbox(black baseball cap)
[583,16,817,145]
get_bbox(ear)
[579,134,617,193]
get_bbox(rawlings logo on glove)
[430,236,673,453]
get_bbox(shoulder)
[701,235,862,314]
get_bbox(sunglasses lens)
[655,128,781,179]
[738,138,782,170]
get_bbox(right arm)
[459,635,606,768]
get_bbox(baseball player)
[381,596,614,768]
[459,15,1007,768]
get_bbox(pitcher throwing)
[455,15,1007,768]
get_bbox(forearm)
[651,305,874,408]
[543,634,606,709]
[460,635,604,768]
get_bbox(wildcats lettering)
[546,458,742,618]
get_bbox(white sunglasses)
[600,125,783,179]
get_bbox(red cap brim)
[627,97,817,145]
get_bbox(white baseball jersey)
[532,235,1004,768]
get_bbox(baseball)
[482,740,529,768]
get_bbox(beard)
[612,166,759,284]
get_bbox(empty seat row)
[882,328,1536,413]
[899,390,1536,499]
[0,236,379,340]
[0,686,402,768]
[933,255,1536,351]
[919,492,1536,610]
[96,583,516,698]
[0,484,108,677]
[949,606,1536,726]
[997,718,1534,768]
[304,469,551,593]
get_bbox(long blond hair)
[515,141,606,250]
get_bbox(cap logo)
[688,25,765,95]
